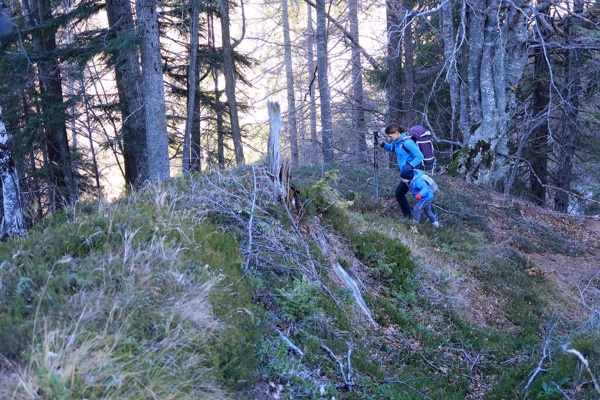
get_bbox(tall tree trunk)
[189,25,203,173]
[214,70,226,169]
[209,12,225,169]
[219,0,245,165]
[349,0,367,163]
[183,1,200,174]
[106,0,148,185]
[456,0,529,187]
[21,0,77,207]
[315,0,334,163]
[442,0,460,151]
[386,0,403,124]
[281,0,299,167]
[306,2,319,164]
[554,1,582,212]
[135,0,170,182]
[463,4,484,145]
[528,3,552,205]
[190,79,202,172]
[402,8,415,123]
[79,81,102,191]
[0,107,27,239]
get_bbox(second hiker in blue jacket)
[379,123,424,218]
[400,168,439,227]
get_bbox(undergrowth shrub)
[349,230,414,293]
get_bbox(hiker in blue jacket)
[400,168,439,227]
[379,123,424,218]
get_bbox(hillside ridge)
[0,164,598,399]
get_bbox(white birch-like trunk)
[266,101,283,199]
[0,107,27,239]
[266,101,282,178]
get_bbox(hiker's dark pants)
[395,181,412,218]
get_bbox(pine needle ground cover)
[0,164,598,399]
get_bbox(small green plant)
[541,377,571,396]
[36,366,69,400]
[277,277,320,322]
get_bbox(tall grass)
[0,183,243,398]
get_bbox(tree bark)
[209,12,225,169]
[21,0,77,207]
[402,5,415,123]
[281,0,299,167]
[442,0,460,152]
[106,0,148,185]
[528,3,552,205]
[266,101,282,185]
[306,2,319,164]
[0,107,27,239]
[183,0,200,174]
[554,1,582,212]
[219,0,245,165]
[456,0,529,187]
[316,0,334,163]
[135,0,171,182]
[349,0,367,163]
[386,0,403,124]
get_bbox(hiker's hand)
[405,162,414,169]
[379,141,385,148]
[415,193,423,200]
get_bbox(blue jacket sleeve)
[403,139,424,167]
[413,179,431,198]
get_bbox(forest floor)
[0,166,600,399]
[461,181,599,327]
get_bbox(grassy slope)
[0,164,598,399]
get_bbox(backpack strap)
[401,136,425,169]
[400,136,414,157]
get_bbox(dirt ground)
[467,189,600,327]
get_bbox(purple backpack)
[401,125,436,166]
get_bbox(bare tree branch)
[303,0,381,70]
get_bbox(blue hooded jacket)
[407,169,435,201]
[381,133,424,169]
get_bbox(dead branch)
[417,351,448,375]
[302,0,381,69]
[523,323,556,393]
[322,342,354,390]
[443,346,486,371]
[544,184,600,206]
[244,165,258,274]
[277,328,304,358]
[553,273,600,325]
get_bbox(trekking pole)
[373,131,379,202]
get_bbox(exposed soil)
[447,181,600,328]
